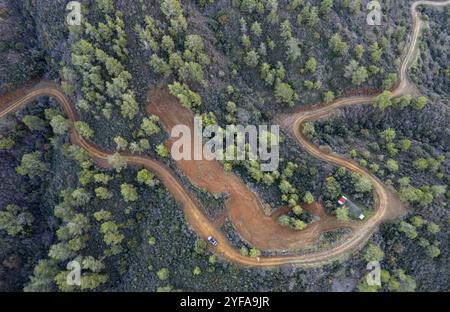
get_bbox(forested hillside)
[0,0,448,292]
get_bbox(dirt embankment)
[148,87,355,251]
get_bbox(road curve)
[0,0,448,268]
[276,0,450,263]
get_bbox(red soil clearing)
[147,86,354,251]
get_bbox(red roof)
[338,196,348,205]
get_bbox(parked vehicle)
[207,236,218,246]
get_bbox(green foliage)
[357,278,379,292]
[418,238,430,248]
[121,90,139,119]
[240,246,249,256]
[80,273,108,290]
[95,187,113,200]
[120,183,138,202]
[302,122,315,139]
[278,215,290,227]
[64,144,93,169]
[100,221,124,246]
[364,243,384,262]
[285,37,301,62]
[0,205,34,236]
[156,285,174,292]
[386,142,398,157]
[93,210,112,222]
[23,115,46,131]
[394,269,416,292]
[161,35,175,52]
[74,121,94,138]
[250,21,262,37]
[303,191,315,204]
[399,139,411,152]
[0,136,15,150]
[351,173,373,193]
[150,55,171,76]
[412,158,427,171]
[24,259,58,292]
[157,268,170,281]
[305,57,318,73]
[293,219,307,230]
[344,60,368,85]
[244,49,260,68]
[168,81,201,108]
[368,42,383,62]
[50,115,70,135]
[410,216,425,228]
[54,271,77,292]
[335,207,349,221]
[71,188,91,206]
[292,206,303,217]
[329,33,348,56]
[351,66,368,86]
[156,144,170,158]
[208,254,216,264]
[380,128,396,143]
[373,91,392,110]
[431,185,446,197]
[355,44,364,59]
[279,180,296,194]
[320,0,334,15]
[412,96,427,109]
[249,247,261,258]
[323,91,335,103]
[382,73,397,90]
[368,163,379,173]
[161,0,187,34]
[426,245,440,258]
[274,82,297,107]
[304,80,314,90]
[194,239,207,254]
[140,116,161,136]
[79,169,94,186]
[48,242,73,261]
[324,176,341,200]
[427,222,440,234]
[178,61,205,85]
[114,136,128,151]
[394,95,412,108]
[136,169,157,187]
[202,112,217,127]
[193,266,202,276]
[107,152,127,172]
[93,173,112,185]
[399,221,418,239]
[16,151,49,178]
[185,34,207,58]
[399,185,433,207]
[386,159,399,173]
[96,0,114,14]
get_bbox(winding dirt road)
[1,0,448,267]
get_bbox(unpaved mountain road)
[1,0,448,268]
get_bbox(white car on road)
[207,236,218,246]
